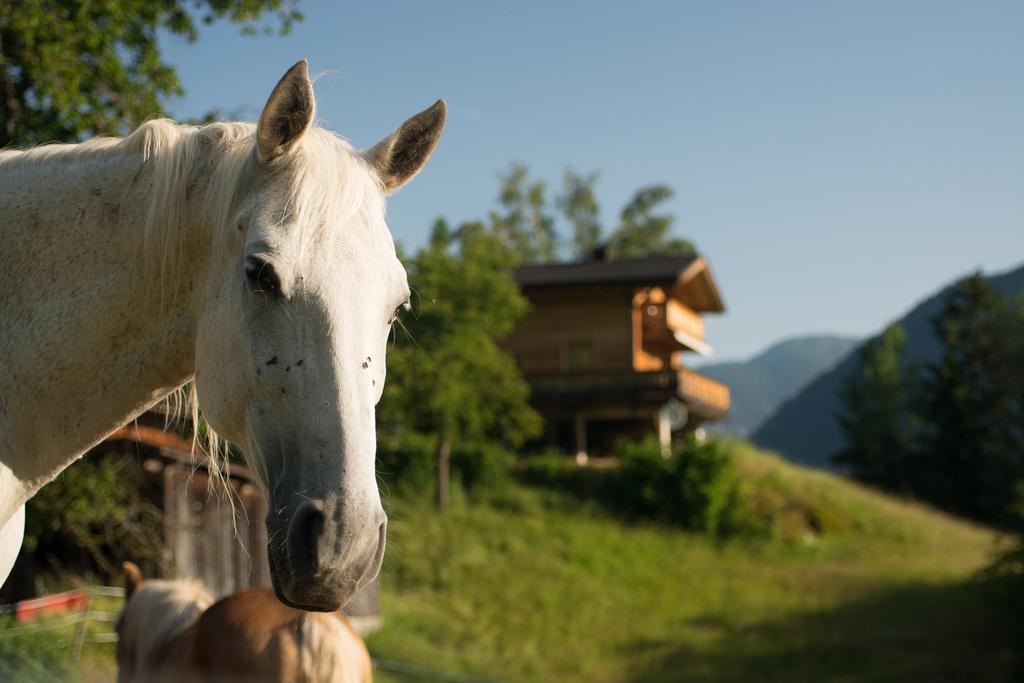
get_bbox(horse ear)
[257,59,315,163]
[122,561,143,600]
[364,99,446,194]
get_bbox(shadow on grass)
[625,573,1024,683]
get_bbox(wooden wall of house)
[503,286,635,374]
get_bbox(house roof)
[514,255,725,312]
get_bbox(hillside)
[753,264,1024,468]
[367,443,1020,683]
[697,335,859,436]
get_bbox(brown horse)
[116,562,372,683]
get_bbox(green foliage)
[484,164,697,263]
[379,218,542,507]
[490,164,557,264]
[834,323,918,487]
[450,442,514,492]
[0,0,302,146]
[557,169,602,260]
[0,618,78,683]
[377,430,515,501]
[367,443,1016,683]
[25,449,164,581]
[521,438,753,538]
[834,273,1024,531]
[918,275,1024,526]
[377,430,437,498]
[608,184,696,259]
[614,436,749,536]
[381,219,540,446]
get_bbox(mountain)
[752,264,1024,468]
[697,335,860,437]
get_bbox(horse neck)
[0,141,211,517]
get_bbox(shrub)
[378,431,517,501]
[615,436,751,537]
[451,442,514,492]
[519,437,754,538]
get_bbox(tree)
[608,184,695,259]
[23,446,164,581]
[489,165,698,263]
[0,0,302,147]
[919,274,1024,525]
[557,169,602,260]
[490,164,557,264]
[833,323,917,489]
[380,219,542,510]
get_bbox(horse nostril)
[287,503,325,577]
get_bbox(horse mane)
[0,114,387,302]
[117,578,215,676]
[296,612,373,683]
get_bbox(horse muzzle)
[266,498,387,612]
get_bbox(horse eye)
[245,256,281,295]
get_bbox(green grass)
[0,592,121,683]
[10,442,1021,682]
[367,443,1023,682]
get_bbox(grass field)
[366,443,1023,682]
[4,442,1021,682]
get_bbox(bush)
[25,448,164,583]
[378,431,517,501]
[518,438,754,538]
[451,442,514,492]
[614,436,751,537]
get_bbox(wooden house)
[504,255,730,459]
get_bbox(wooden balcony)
[678,368,730,419]
[524,368,729,423]
[666,300,704,341]
[634,288,712,362]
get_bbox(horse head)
[193,61,444,610]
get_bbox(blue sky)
[162,1,1023,360]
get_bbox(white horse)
[0,60,445,610]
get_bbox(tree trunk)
[437,431,452,512]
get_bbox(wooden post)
[574,414,588,465]
[657,408,671,458]
[71,589,91,660]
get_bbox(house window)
[566,340,594,371]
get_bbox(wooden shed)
[504,254,730,458]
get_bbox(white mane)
[1,117,387,295]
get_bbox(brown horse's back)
[151,587,371,683]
